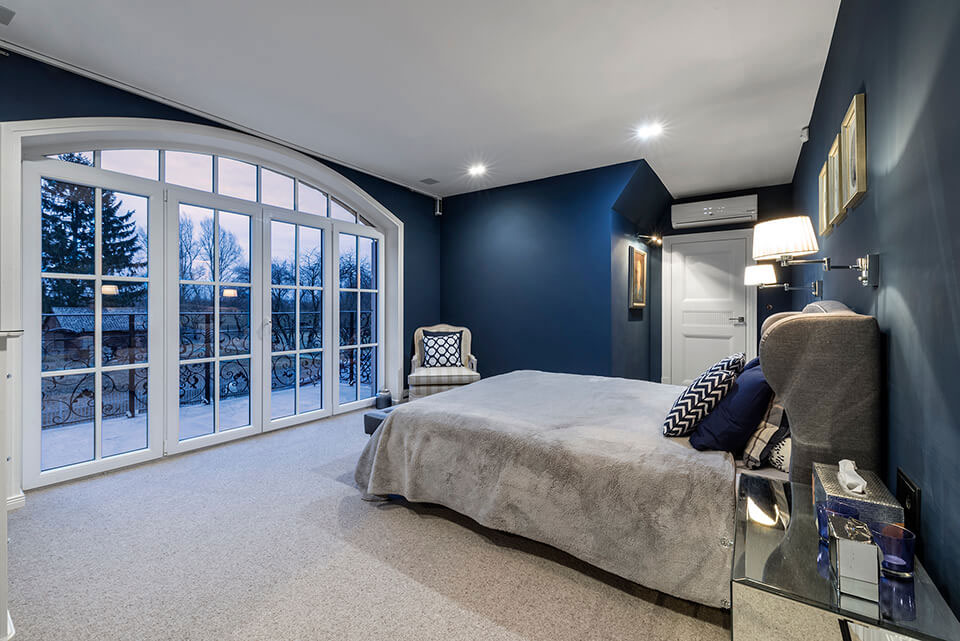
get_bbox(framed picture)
[628,246,647,309]
[818,160,832,237]
[827,134,846,226]
[841,93,867,210]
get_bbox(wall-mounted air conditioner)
[671,194,758,229]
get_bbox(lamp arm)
[779,257,862,271]
[758,280,823,298]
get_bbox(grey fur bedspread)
[355,370,737,608]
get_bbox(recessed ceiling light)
[468,163,487,177]
[634,122,664,140]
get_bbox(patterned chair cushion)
[409,384,464,400]
[422,330,463,367]
[662,363,739,437]
[408,366,481,386]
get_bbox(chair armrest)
[467,355,477,372]
[411,355,420,370]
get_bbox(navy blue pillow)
[689,361,773,454]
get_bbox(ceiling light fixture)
[634,122,664,140]
[467,163,487,177]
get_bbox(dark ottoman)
[363,406,396,435]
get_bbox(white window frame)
[261,207,335,431]
[164,186,264,456]
[21,159,166,488]
[0,118,404,499]
[331,223,385,414]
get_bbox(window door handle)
[728,316,745,323]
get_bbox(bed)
[355,302,880,609]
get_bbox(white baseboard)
[6,492,24,512]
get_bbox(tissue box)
[813,462,904,526]
[829,514,880,602]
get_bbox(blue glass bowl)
[816,500,859,541]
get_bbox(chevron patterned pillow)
[715,352,747,376]
[662,366,739,437]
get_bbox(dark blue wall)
[791,0,960,613]
[610,211,653,381]
[612,162,674,381]
[440,161,652,378]
[0,50,441,378]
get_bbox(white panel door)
[662,230,756,385]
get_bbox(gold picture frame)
[841,93,867,210]
[827,134,846,226]
[818,160,832,237]
[628,246,647,309]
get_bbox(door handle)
[728,316,745,323]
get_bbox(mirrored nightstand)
[732,474,960,641]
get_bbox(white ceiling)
[0,0,839,198]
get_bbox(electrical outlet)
[896,468,921,559]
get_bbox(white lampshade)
[744,264,777,286]
[753,216,819,261]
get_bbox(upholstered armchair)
[408,324,480,400]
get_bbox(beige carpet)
[9,411,729,640]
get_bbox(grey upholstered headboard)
[758,301,881,483]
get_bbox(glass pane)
[41,373,95,471]
[298,182,327,215]
[42,278,95,371]
[102,281,147,366]
[101,367,148,457]
[299,289,322,349]
[179,285,214,360]
[261,168,294,209]
[179,363,214,440]
[217,157,257,201]
[178,204,214,281]
[331,199,356,223]
[218,211,251,283]
[101,149,159,180]
[271,288,295,352]
[270,355,296,419]
[359,347,376,400]
[48,152,93,165]
[219,286,250,356]
[339,291,357,346]
[299,352,322,412]
[102,191,148,277]
[164,151,213,191]
[271,221,296,285]
[339,348,357,404]
[299,226,323,287]
[339,233,357,289]
[359,237,376,289]
[41,178,95,275]
[360,293,376,345]
[220,358,250,430]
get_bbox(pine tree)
[41,153,147,311]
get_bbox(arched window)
[0,118,403,490]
